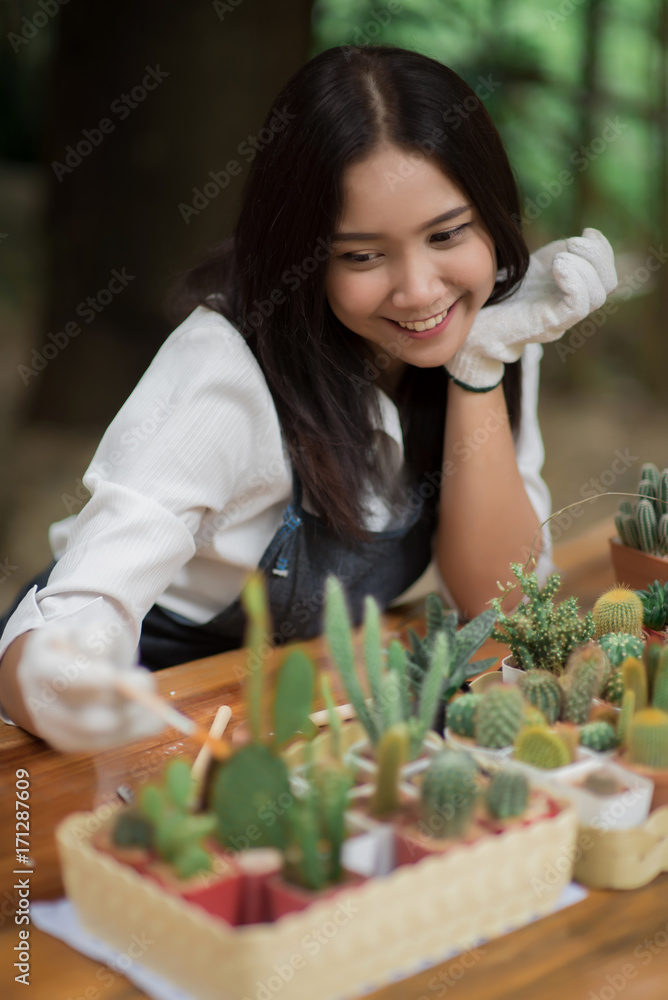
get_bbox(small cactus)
[598,632,644,668]
[518,670,562,724]
[514,726,570,769]
[474,685,526,749]
[485,768,529,820]
[579,721,617,752]
[561,647,604,724]
[621,656,648,711]
[447,692,481,738]
[370,723,409,818]
[592,587,644,639]
[523,704,548,727]
[651,647,668,712]
[636,582,668,632]
[420,749,479,839]
[627,708,668,769]
[601,669,624,706]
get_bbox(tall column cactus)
[615,463,668,556]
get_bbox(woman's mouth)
[386,300,459,339]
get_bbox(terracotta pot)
[615,751,668,812]
[609,537,668,591]
[266,870,365,920]
[148,847,243,924]
[643,626,668,644]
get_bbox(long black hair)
[172,45,530,541]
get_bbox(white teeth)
[397,310,447,331]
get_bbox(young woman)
[0,45,616,750]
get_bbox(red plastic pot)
[266,870,365,920]
[235,848,282,925]
[148,848,243,924]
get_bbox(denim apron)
[0,467,439,671]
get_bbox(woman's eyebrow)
[331,205,472,242]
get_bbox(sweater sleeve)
[0,309,276,708]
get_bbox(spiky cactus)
[652,648,668,711]
[485,768,529,820]
[474,685,526,749]
[514,726,570,769]
[598,632,644,668]
[644,642,662,699]
[615,464,668,555]
[602,669,624,706]
[592,587,644,639]
[323,575,496,760]
[579,721,617,752]
[491,564,594,676]
[561,647,604,724]
[447,692,481,738]
[636,582,668,632]
[621,656,648,711]
[627,708,668,769]
[420,749,479,839]
[518,669,562,724]
[524,705,548,727]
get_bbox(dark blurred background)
[0,0,667,607]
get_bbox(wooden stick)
[191,705,232,791]
[114,678,231,761]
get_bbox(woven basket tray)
[573,806,668,889]
[57,798,577,1000]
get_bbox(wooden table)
[2,519,668,1000]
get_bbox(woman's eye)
[431,224,469,244]
[341,251,380,264]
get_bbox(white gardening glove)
[16,619,166,752]
[445,227,617,390]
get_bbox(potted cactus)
[491,563,594,682]
[610,463,668,589]
[132,758,243,924]
[323,575,497,772]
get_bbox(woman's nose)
[390,254,448,314]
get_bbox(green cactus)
[518,669,562,724]
[592,587,644,639]
[138,759,217,879]
[579,721,617,752]
[285,750,353,891]
[447,692,481,738]
[644,641,662,699]
[474,685,526,749]
[601,669,625,706]
[420,749,479,839]
[323,575,496,760]
[652,648,668,711]
[658,515,668,557]
[272,649,316,749]
[598,632,644,667]
[209,743,292,851]
[627,708,668,769]
[491,564,594,676]
[514,726,570,769]
[370,723,409,817]
[561,648,604,725]
[636,582,668,632]
[621,656,648,711]
[485,768,529,820]
[617,689,636,746]
[637,498,659,554]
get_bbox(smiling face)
[325,144,498,389]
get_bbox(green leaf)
[165,759,193,810]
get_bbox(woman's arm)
[0,634,38,734]
[434,379,543,618]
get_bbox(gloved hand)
[445,227,617,391]
[16,619,165,752]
